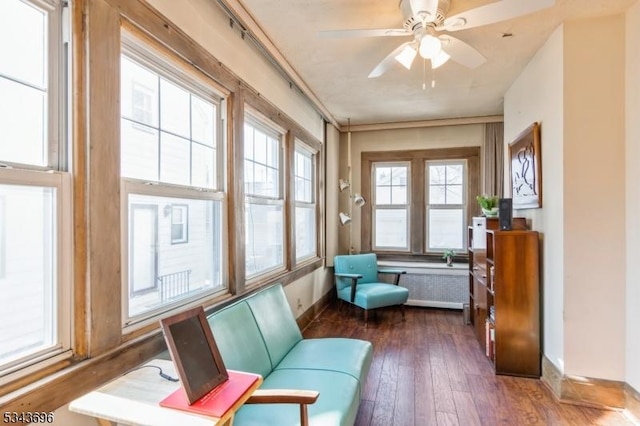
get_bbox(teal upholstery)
[334,253,409,321]
[207,284,373,426]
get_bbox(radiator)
[378,262,466,309]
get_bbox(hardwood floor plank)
[452,390,482,426]
[393,365,415,426]
[369,339,400,425]
[441,334,470,392]
[436,411,460,426]
[354,399,374,426]
[414,347,437,426]
[428,333,457,414]
[580,406,635,425]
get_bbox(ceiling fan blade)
[318,28,411,39]
[368,41,414,78]
[439,35,486,69]
[439,0,555,32]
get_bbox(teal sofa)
[207,284,373,426]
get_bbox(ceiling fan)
[319,0,556,78]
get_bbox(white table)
[69,359,262,426]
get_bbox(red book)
[160,370,261,418]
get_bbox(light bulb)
[418,35,442,60]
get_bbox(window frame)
[0,0,72,381]
[0,0,64,170]
[371,161,411,252]
[243,109,286,280]
[119,33,229,330]
[361,147,480,260]
[293,141,318,263]
[170,203,189,244]
[0,169,72,380]
[425,159,468,252]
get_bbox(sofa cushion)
[338,283,409,310]
[275,338,372,389]
[246,284,303,368]
[234,369,360,426]
[207,301,273,378]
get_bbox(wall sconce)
[339,212,352,226]
[339,179,350,192]
[353,193,366,207]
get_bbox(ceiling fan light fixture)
[418,35,442,60]
[395,45,418,69]
[431,50,450,69]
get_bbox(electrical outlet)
[297,298,303,311]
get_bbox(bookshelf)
[467,218,540,377]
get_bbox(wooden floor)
[302,305,634,426]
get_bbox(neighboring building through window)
[294,143,317,261]
[244,114,284,278]
[0,0,71,375]
[120,41,226,323]
[171,204,189,244]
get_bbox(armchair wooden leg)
[364,309,368,326]
[401,304,405,321]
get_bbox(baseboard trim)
[625,382,640,423]
[296,289,334,331]
[406,299,462,309]
[541,355,626,410]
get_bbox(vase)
[446,256,453,267]
[482,207,499,217]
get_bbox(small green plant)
[476,195,498,210]
[442,249,456,259]
[442,249,456,266]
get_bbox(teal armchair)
[334,253,409,324]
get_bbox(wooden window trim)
[361,147,480,260]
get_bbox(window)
[170,204,189,244]
[121,41,226,323]
[0,0,71,375]
[426,161,466,251]
[244,114,284,278]
[294,143,317,261]
[372,163,410,250]
[362,148,479,257]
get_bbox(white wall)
[505,14,627,381]
[146,0,325,141]
[562,15,626,380]
[339,124,484,254]
[504,25,565,374]
[625,0,640,392]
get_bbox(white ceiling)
[234,0,634,126]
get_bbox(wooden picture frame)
[160,306,229,404]
[508,122,542,209]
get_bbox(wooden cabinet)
[467,218,540,377]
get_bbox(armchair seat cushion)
[338,283,409,310]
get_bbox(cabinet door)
[473,275,487,353]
